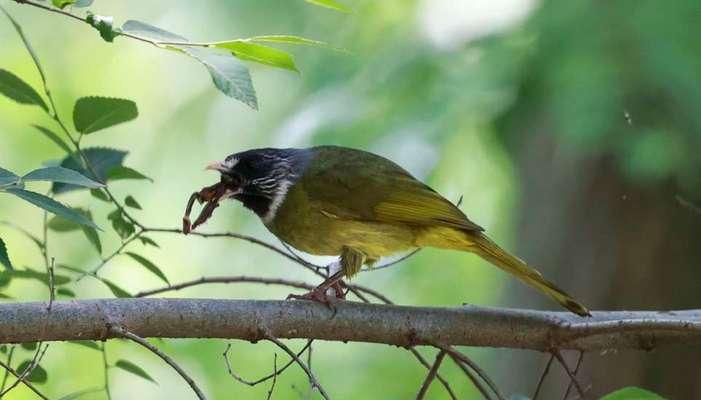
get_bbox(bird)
[202,145,591,316]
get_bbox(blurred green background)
[1,0,700,399]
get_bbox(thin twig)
[552,351,585,399]
[432,342,506,400]
[46,257,55,311]
[447,351,493,400]
[0,343,49,398]
[101,343,112,400]
[416,350,446,400]
[111,325,207,400]
[223,340,313,387]
[407,348,458,400]
[136,276,315,298]
[264,334,331,400]
[562,351,584,400]
[266,354,278,400]
[0,358,50,400]
[0,345,15,392]
[532,353,554,400]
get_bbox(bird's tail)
[471,234,591,317]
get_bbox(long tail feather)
[472,234,591,317]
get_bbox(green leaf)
[48,214,82,232]
[120,20,258,108]
[4,188,99,229]
[1,269,70,285]
[115,359,156,384]
[125,252,169,284]
[53,147,127,194]
[0,237,12,270]
[124,195,142,210]
[90,188,110,202]
[107,166,152,182]
[73,97,138,134]
[86,12,117,42]
[21,342,37,351]
[56,287,75,298]
[248,35,334,49]
[601,387,667,400]
[32,125,73,155]
[82,226,102,254]
[107,210,135,239]
[305,0,350,13]
[0,69,47,110]
[121,20,188,43]
[73,0,94,7]
[23,166,104,188]
[17,360,47,383]
[68,340,101,351]
[0,7,47,92]
[214,41,298,72]
[100,278,132,298]
[52,0,76,9]
[181,47,258,109]
[0,167,20,187]
[57,388,104,400]
[138,236,159,248]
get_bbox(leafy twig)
[0,343,49,398]
[110,325,207,400]
[0,356,50,400]
[136,276,315,298]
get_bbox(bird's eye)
[221,173,243,186]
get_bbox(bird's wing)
[302,146,483,232]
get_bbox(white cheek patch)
[223,157,238,169]
[261,180,293,225]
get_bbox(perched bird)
[203,145,590,316]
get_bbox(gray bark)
[0,299,699,351]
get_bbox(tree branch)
[0,299,699,351]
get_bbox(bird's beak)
[205,161,228,173]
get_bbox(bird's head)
[205,148,306,222]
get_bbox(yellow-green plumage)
[264,146,590,316]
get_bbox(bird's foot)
[286,278,347,311]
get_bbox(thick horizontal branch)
[0,299,699,351]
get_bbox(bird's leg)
[287,246,366,306]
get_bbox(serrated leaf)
[0,166,20,187]
[31,125,72,154]
[21,342,37,351]
[181,47,258,109]
[214,41,298,72]
[48,214,82,232]
[86,12,117,42]
[23,166,104,188]
[73,97,138,134]
[0,237,12,270]
[305,0,350,13]
[4,188,99,229]
[17,360,47,383]
[52,0,75,9]
[124,195,142,210]
[0,69,47,110]
[601,387,667,400]
[1,268,70,285]
[53,147,127,194]
[138,236,159,248]
[68,340,101,351]
[90,188,110,202]
[125,252,168,284]
[121,20,188,43]
[115,359,156,384]
[56,287,75,297]
[107,166,151,182]
[100,278,132,298]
